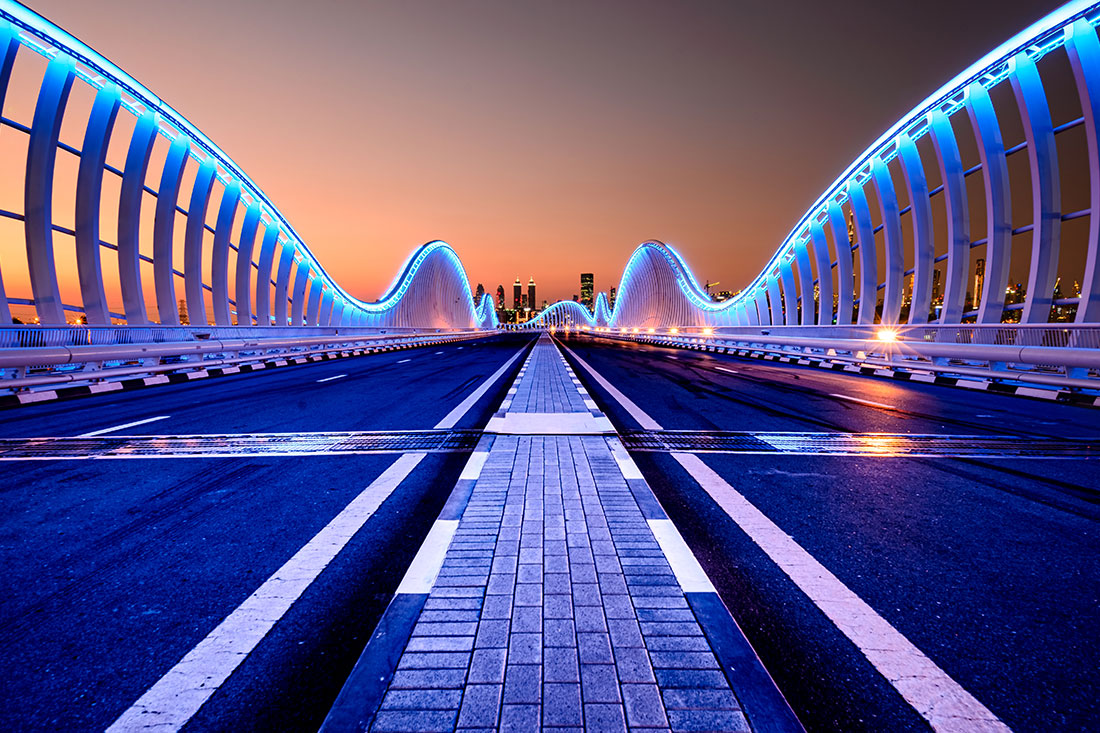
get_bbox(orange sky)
[19,0,1066,305]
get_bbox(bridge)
[0,1,1098,731]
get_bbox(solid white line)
[397,358,412,364]
[106,452,426,733]
[575,351,1008,732]
[606,438,643,480]
[435,347,526,429]
[316,374,347,383]
[714,366,739,375]
[647,518,715,593]
[829,394,898,410]
[562,345,662,430]
[395,519,460,594]
[78,416,170,438]
[109,346,522,732]
[671,453,1007,732]
[460,452,490,480]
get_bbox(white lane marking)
[647,518,715,594]
[78,416,170,438]
[395,519,460,594]
[460,452,490,480]
[397,358,412,364]
[829,394,899,411]
[434,351,444,355]
[484,412,615,435]
[667,355,679,360]
[607,438,643,480]
[316,374,347,383]
[672,452,1007,732]
[435,347,527,429]
[110,345,521,731]
[575,351,1008,732]
[714,366,739,375]
[562,345,662,430]
[107,452,426,733]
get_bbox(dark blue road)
[0,335,534,732]
[3,331,1097,732]
[562,334,1100,733]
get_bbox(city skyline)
[0,0,1061,307]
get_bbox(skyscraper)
[528,277,536,313]
[513,277,522,310]
[609,285,617,309]
[496,285,505,310]
[580,273,594,309]
[973,258,986,306]
[475,283,485,303]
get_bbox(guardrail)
[578,324,1100,391]
[0,328,494,392]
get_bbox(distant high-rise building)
[573,294,579,302]
[609,285,616,309]
[496,285,505,309]
[528,277,536,312]
[847,210,856,246]
[973,258,986,306]
[178,298,189,325]
[580,273,594,309]
[932,269,942,303]
[475,283,485,303]
[513,277,522,310]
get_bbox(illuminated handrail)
[0,3,489,332]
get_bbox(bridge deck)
[325,335,789,732]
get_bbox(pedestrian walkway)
[323,334,798,732]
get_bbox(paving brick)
[500,703,540,732]
[585,702,628,733]
[661,688,741,710]
[644,636,710,652]
[574,604,608,633]
[390,669,468,690]
[398,651,471,670]
[581,663,622,703]
[406,636,475,652]
[511,604,542,633]
[577,632,614,664]
[380,689,463,710]
[468,648,507,683]
[648,651,720,670]
[543,683,583,727]
[544,646,580,683]
[480,593,513,619]
[503,664,542,704]
[614,646,656,683]
[666,709,751,732]
[622,683,669,728]
[456,684,503,728]
[509,632,542,664]
[372,709,457,732]
[475,619,510,648]
[653,669,729,689]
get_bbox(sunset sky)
[27,0,1065,305]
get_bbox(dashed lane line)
[396,358,412,364]
[316,374,347,383]
[829,393,899,411]
[77,416,170,438]
[563,343,1010,733]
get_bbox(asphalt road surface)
[560,334,1100,733]
[0,334,534,732]
[2,331,1097,732]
